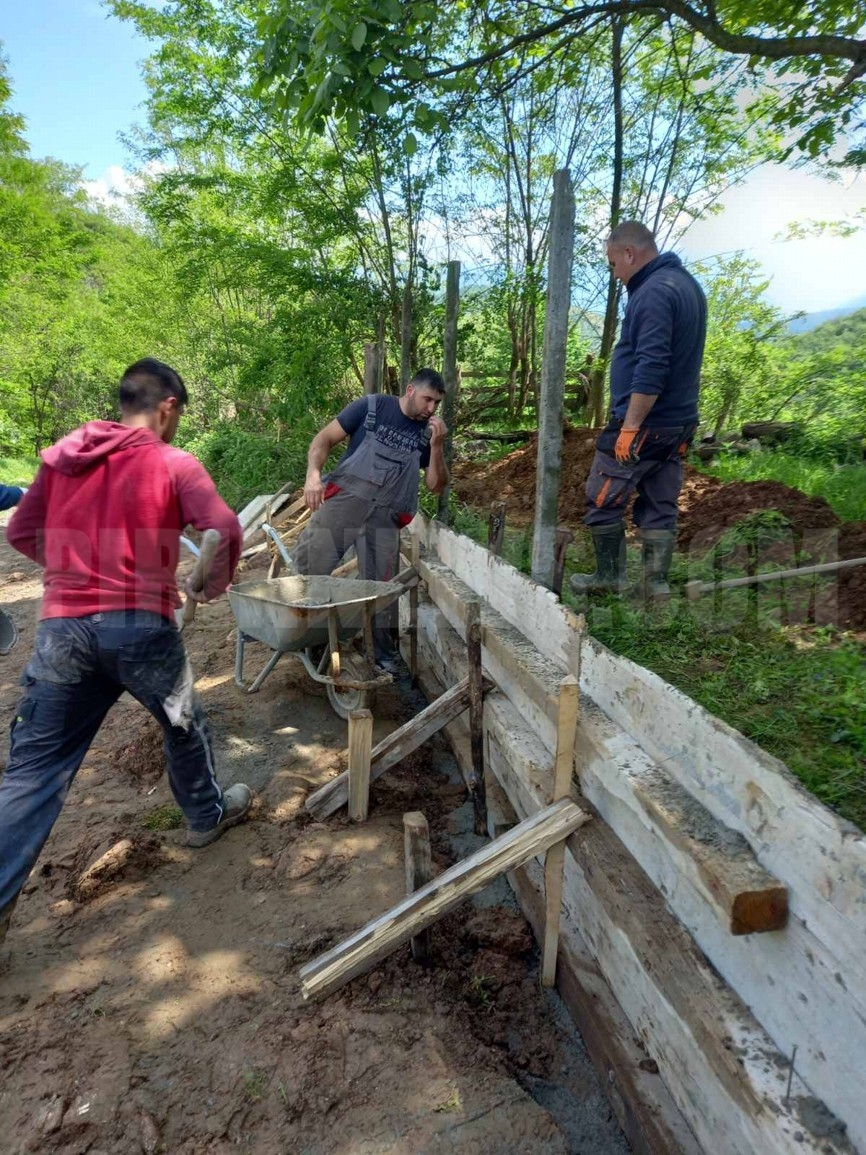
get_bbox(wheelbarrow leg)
[248,650,284,694]
[235,632,246,688]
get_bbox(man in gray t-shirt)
[295,367,449,663]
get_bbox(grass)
[0,453,39,487]
[142,803,184,832]
[437,495,866,831]
[698,451,866,522]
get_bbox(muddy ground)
[0,513,630,1155]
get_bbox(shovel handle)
[180,529,222,628]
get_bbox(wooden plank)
[408,534,420,680]
[542,675,579,986]
[466,600,486,834]
[414,594,849,1154]
[305,676,488,819]
[403,811,432,964]
[488,501,506,555]
[482,773,701,1155]
[552,526,574,597]
[299,798,591,1000]
[347,709,373,822]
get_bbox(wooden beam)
[542,675,579,986]
[347,709,373,822]
[403,811,432,964]
[299,798,591,1000]
[466,600,486,835]
[408,534,420,681]
[305,675,492,819]
[552,526,574,598]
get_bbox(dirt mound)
[454,426,600,523]
[676,479,839,550]
[115,717,166,785]
[835,521,866,630]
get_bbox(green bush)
[181,424,311,510]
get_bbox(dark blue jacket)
[609,252,706,426]
[0,484,24,511]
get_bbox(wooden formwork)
[401,514,863,1155]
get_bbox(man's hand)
[304,471,325,512]
[428,415,448,445]
[183,575,209,604]
[614,427,642,464]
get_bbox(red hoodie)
[7,421,242,621]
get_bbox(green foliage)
[0,453,38,486]
[142,803,184,831]
[181,423,311,510]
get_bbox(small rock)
[140,1110,160,1154]
[39,1095,66,1135]
[8,571,26,583]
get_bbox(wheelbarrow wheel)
[326,682,370,720]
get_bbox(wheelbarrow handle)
[180,529,222,630]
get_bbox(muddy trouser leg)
[97,612,225,835]
[293,491,367,575]
[0,618,118,924]
[356,506,401,659]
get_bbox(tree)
[256,1,866,163]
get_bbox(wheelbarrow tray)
[228,575,402,654]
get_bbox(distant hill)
[787,293,866,334]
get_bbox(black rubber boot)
[640,529,676,600]
[569,524,629,595]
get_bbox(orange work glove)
[614,427,641,464]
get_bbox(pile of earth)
[453,427,866,630]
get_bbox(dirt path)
[0,514,629,1155]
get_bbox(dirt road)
[0,513,628,1155]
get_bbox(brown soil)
[453,429,866,630]
[0,516,628,1155]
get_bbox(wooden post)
[552,527,574,597]
[364,342,378,394]
[542,675,580,986]
[531,168,575,589]
[347,709,373,822]
[400,282,413,390]
[403,811,432,964]
[409,534,420,682]
[488,501,506,555]
[437,259,461,524]
[466,600,486,835]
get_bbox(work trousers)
[294,490,402,656]
[0,611,223,915]
[584,423,693,532]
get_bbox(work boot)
[640,529,677,600]
[186,784,253,848]
[569,524,629,595]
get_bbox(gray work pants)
[294,490,402,657]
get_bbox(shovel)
[0,608,18,656]
[684,555,866,601]
[177,529,222,630]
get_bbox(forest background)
[2,0,865,510]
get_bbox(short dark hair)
[119,358,188,414]
[409,367,446,395]
[608,221,657,251]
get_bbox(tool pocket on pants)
[586,456,635,511]
[25,621,90,685]
[118,626,186,704]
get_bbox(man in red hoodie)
[0,358,250,947]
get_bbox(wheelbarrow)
[228,567,418,718]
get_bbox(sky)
[2,0,865,317]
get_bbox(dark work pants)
[294,490,402,657]
[0,611,224,915]
[584,424,692,532]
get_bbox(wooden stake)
[299,797,591,1000]
[408,534,420,682]
[542,674,580,986]
[306,675,493,819]
[347,709,373,822]
[466,600,486,835]
[488,501,506,555]
[403,811,432,964]
[552,526,574,598]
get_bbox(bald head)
[606,221,658,285]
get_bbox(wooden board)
[413,594,852,1154]
[299,798,591,1000]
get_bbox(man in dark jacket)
[0,359,250,949]
[571,221,706,598]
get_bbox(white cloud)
[680,166,866,313]
[81,163,142,206]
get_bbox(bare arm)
[305,419,349,511]
[423,416,449,495]
[622,393,658,428]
